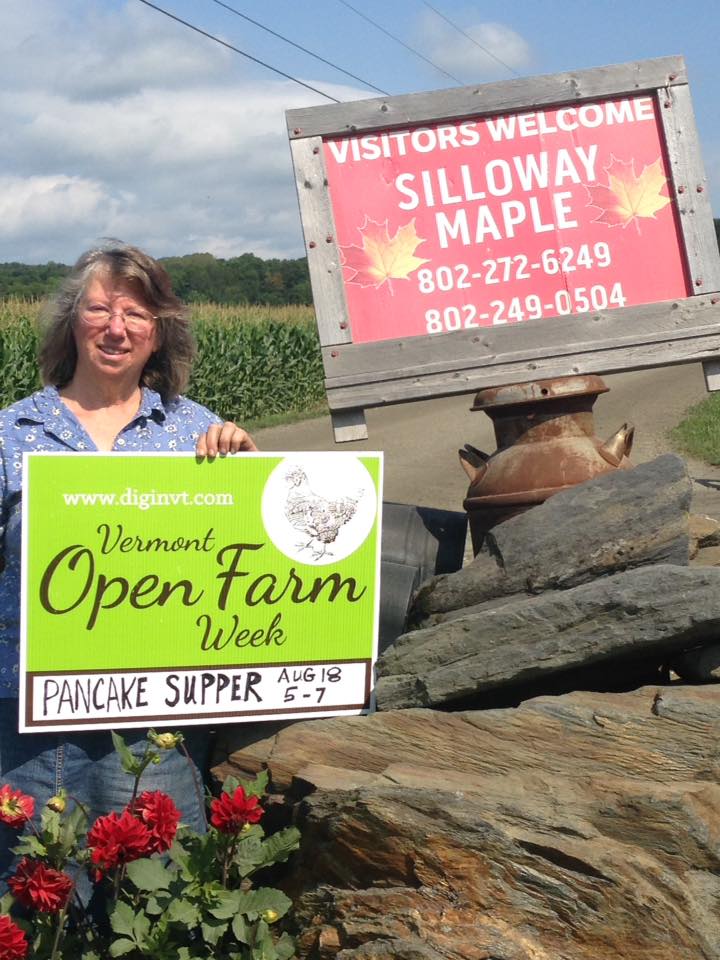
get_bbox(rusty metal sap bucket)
[460,375,634,554]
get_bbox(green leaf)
[231,912,250,944]
[201,916,229,946]
[39,808,61,842]
[208,889,242,920]
[143,895,166,916]
[274,932,297,960]
[112,730,142,775]
[12,833,47,857]
[238,888,292,921]
[257,827,301,868]
[251,921,276,960]
[110,901,137,938]
[126,857,173,892]
[167,899,201,926]
[167,838,191,871]
[109,938,137,957]
[233,835,265,878]
[59,803,89,857]
[133,911,151,945]
[221,774,240,795]
[244,770,269,799]
[252,945,278,960]
[64,803,89,838]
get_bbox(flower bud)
[148,731,183,750]
[262,909,279,924]
[47,794,66,814]
[151,755,162,765]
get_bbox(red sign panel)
[324,95,690,344]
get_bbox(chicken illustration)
[284,465,364,559]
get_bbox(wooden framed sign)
[287,56,720,441]
[20,452,382,731]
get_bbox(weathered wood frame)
[287,56,720,441]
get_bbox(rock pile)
[213,454,720,960]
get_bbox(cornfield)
[0,299,325,423]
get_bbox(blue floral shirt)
[0,386,223,696]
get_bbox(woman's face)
[73,273,158,389]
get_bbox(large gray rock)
[376,564,720,709]
[415,453,691,616]
[212,686,720,960]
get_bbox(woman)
[0,242,256,873]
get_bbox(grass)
[244,400,329,433]
[670,393,720,464]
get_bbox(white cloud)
[0,175,119,238]
[0,0,363,263]
[416,9,531,81]
[2,1,233,99]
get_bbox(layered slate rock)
[414,453,691,617]
[212,687,720,960]
[210,453,720,959]
[375,564,720,709]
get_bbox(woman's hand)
[196,421,258,458]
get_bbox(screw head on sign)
[677,185,685,194]
[697,185,705,192]
[331,350,339,358]
[339,321,348,329]
[668,73,677,81]
[381,103,388,112]
[711,298,719,305]
[326,235,334,243]
[293,128,302,135]
[308,241,316,249]
[695,278,704,287]
[664,100,671,108]
[313,146,320,154]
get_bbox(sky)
[2,0,719,264]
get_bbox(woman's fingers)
[196,422,257,458]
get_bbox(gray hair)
[39,241,195,401]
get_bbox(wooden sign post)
[287,56,720,442]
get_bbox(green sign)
[20,452,382,731]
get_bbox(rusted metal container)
[460,375,634,554]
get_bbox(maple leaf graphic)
[341,217,429,289]
[586,155,672,229]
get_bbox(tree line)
[0,252,311,305]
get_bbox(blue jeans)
[0,699,211,886]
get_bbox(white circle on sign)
[261,455,376,565]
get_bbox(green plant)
[669,392,720,464]
[0,731,300,959]
[189,316,324,423]
[0,300,325,424]
[0,304,42,407]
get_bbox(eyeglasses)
[80,304,157,335]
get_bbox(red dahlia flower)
[131,790,181,854]
[0,914,28,960]
[87,809,152,877]
[210,786,263,834]
[8,857,73,914]
[0,786,34,828]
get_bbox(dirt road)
[255,361,720,517]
